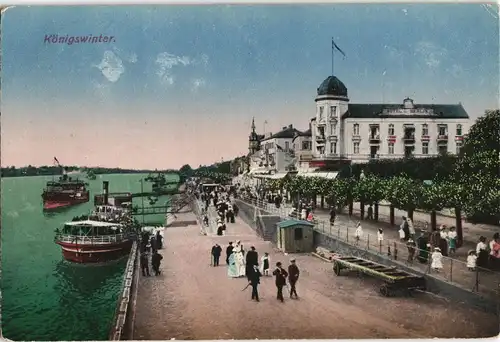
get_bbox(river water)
[1,173,177,340]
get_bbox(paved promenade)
[132,212,497,339]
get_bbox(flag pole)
[331,37,334,76]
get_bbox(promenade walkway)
[132,211,497,339]
[244,197,500,298]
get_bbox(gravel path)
[133,212,498,339]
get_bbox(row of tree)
[1,165,172,178]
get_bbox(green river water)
[1,173,177,341]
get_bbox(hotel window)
[330,142,337,154]
[388,142,394,154]
[330,123,337,135]
[353,123,360,135]
[438,124,448,136]
[456,141,463,155]
[285,141,289,151]
[422,142,429,155]
[330,106,337,118]
[353,142,360,154]
[456,124,463,136]
[422,124,429,136]
[319,106,324,120]
[388,124,395,136]
[301,141,310,150]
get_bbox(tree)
[453,110,500,221]
[179,164,193,176]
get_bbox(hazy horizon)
[2,4,498,169]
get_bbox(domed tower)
[248,117,261,155]
[312,76,349,159]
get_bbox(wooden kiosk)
[276,219,315,253]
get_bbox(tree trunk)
[320,195,324,209]
[389,205,395,226]
[348,199,353,216]
[374,202,379,221]
[360,201,365,220]
[455,207,463,248]
[430,210,437,231]
[408,208,414,221]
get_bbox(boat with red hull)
[55,220,135,263]
[42,174,90,211]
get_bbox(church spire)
[251,117,256,133]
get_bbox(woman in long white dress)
[227,253,239,278]
[232,242,246,277]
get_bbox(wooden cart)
[332,255,426,297]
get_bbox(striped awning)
[297,171,338,180]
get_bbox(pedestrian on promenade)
[248,265,262,302]
[140,252,150,277]
[260,252,270,276]
[401,216,410,241]
[476,236,488,268]
[245,246,259,281]
[329,206,336,227]
[447,227,457,255]
[226,241,234,265]
[366,205,373,220]
[272,262,288,302]
[151,235,157,254]
[407,217,415,238]
[211,243,222,266]
[151,250,163,276]
[288,259,300,299]
[406,238,417,264]
[439,225,449,257]
[354,222,363,246]
[431,247,443,272]
[156,230,163,249]
[467,250,477,271]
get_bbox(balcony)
[352,134,361,142]
[403,135,415,144]
[437,134,448,142]
[421,135,430,141]
[369,134,380,144]
[316,135,326,142]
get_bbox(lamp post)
[140,179,145,225]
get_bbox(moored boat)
[54,219,135,263]
[42,157,90,211]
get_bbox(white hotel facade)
[246,75,471,179]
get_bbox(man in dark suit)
[287,259,300,299]
[211,243,222,266]
[248,265,262,302]
[272,262,288,302]
[245,246,259,281]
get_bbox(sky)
[1,4,498,169]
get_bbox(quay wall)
[108,241,139,340]
[236,198,498,315]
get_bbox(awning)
[268,172,288,179]
[297,171,338,180]
[249,168,269,175]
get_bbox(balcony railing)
[316,135,326,141]
[403,135,415,143]
[369,135,380,143]
[437,134,448,141]
[54,233,134,245]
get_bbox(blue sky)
[1,4,498,168]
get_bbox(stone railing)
[108,241,138,340]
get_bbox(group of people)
[139,229,164,277]
[472,233,500,270]
[200,188,239,236]
[212,241,300,302]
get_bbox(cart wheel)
[379,284,391,297]
[333,262,341,276]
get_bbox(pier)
[124,208,497,339]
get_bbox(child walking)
[260,252,271,276]
[467,250,477,271]
[431,247,443,272]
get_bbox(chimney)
[103,181,109,205]
[288,124,293,129]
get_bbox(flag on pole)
[54,156,60,164]
[276,145,284,151]
[332,39,346,58]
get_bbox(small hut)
[276,219,315,253]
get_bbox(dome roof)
[317,76,348,97]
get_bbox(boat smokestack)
[103,181,109,205]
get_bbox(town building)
[311,76,471,165]
[245,75,471,180]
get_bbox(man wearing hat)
[248,264,262,302]
[288,259,300,299]
[272,262,288,302]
